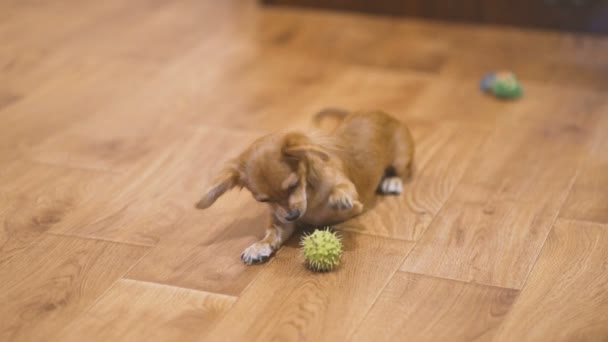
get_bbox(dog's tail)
[313,108,349,132]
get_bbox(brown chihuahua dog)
[196,110,414,264]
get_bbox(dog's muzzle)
[285,209,301,222]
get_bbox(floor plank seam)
[488,212,569,340]
[337,226,417,242]
[345,240,418,340]
[48,242,154,340]
[555,217,608,228]
[516,156,585,291]
[398,124,494,254]
[120,278,239,300]
[556,120,607,225]
[200,252,286,339]
[231,248,281,296]
[398,270,521,292]
[0,232,48,266]
[46,231,155,248]
[191,122,268,136]
[23,157,123,175]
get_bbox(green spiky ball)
[301,229,343,272]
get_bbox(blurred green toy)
[480,71,523,100]
[301,228,343,272]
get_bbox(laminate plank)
[402,199,556,289]
[48,127,262,246]
[351,272,518,342]
[257,8,449,73]
[1,0,228,92]
[401,92,604,288]
[115,128,272,294]
[0,61,158,153]
[441,45,608,91]
[494,219,608,341]
[22,40,241,173]
[403,78,517,126]
[184,52,343,132]
[560,115,608,224]
[58,279,236,342]
[2,1,237,154]
[24,42,341,172]
[297,65,431,118]
[0,1,130,72]
[125,200,267,296]
[0,234,148,342]
[258,7,608,86]
[204,232,414,341]
[0,161,112,264]
[0,1,145,99]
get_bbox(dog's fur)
[196,110,414,264]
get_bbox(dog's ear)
[195,161,241,210]
[287,162,308,212]
[282,132,329,161]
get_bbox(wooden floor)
[2,1,608,341]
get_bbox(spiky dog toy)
[300,229,343,272]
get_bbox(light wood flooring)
[2,1,608,341]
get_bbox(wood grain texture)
[351,272,518,342]
[204,232,414,341]
[58,279,236,342]
[405,78,515,126]
[1,1,135,90]
[494,219,608,341]
[24,40,341,174]
[125,192,268,296]
[286,66,433,127]
[402,199,557,289]
[49,127,262,246]
[401,91,604,288]
[560,114,608,223]
[2,0,245,156]
[0,161,111,263]
[2,0,228,92]
[0,234,147,342]
[188,52,343,132]
[1,61,157,155]
[256,10,449,75]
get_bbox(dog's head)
[195,132,329,223]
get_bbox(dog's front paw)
[241,242,274,265]
[378,177,403,195]
[328,187,360,210]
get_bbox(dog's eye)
[257,198,270,203]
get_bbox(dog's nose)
[286,210,300,222]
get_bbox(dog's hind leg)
[378,125,414,195]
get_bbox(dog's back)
[313,108,349,133]
[313,110,414,205]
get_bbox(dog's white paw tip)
[241,242,274,265]
[379,177,403,195]
[328,190,355,210]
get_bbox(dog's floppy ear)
[282,132,329,161]
[195,161,241,209]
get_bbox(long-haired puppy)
[196,110,414,264]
